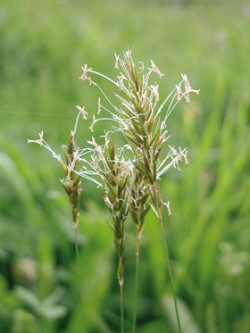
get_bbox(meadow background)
[0,0,249,332]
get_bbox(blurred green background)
[0,0,249,332]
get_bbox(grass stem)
[132,229,141,333]
[120,284,125,333]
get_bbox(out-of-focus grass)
[0,1,249,332]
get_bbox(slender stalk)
[120,283,124,333]
[132,228,141,333]
[117,255,125,333]
[158,213,182,333]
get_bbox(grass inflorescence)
[29,50,199,333]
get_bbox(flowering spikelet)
[89,137,130,287]
[28,111,86,235]
[79,50,198,221]
[61,131,82,233]
[130,168,151,232]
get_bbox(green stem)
[117,255,125,333]
[120,284,124,333]
[132,229,141,333]
[159,216,182,333]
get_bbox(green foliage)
[0,0,249,332]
